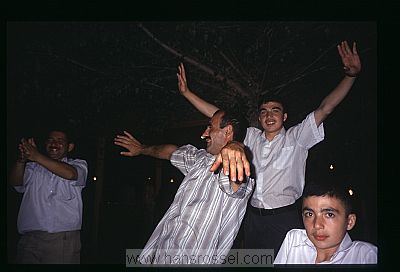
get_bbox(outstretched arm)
[314,41,362,126]
[114,130,178,160]
[177,63,219,118]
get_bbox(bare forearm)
[182,90,219,118]
[315,76,356,125]
[141,144,178,160]
[35,153,78,180]
[9,161,26,186]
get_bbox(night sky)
[6,21,377,264]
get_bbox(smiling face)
[302,195,356,260]
[45,131,74,160]
[201,111,232,155]
[258,101,287,140]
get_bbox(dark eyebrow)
[259,106,283,111]
[47,137,67,142]
[321,208,339,213]
[302,207,339,213]
[302,207,313,212]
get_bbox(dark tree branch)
[217,49,259,96]
[268,65,329,95]
[290,42,337,82]
[263,41,337,95]
[194,78,232,97]
[138,23,249,98]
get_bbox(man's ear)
[346,213,357,231]
[67,143,75,152]
[283,112,288,122]
[225,125,233,139]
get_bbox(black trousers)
[243,201,303,255]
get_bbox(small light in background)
[147,177,152,182]
[329,164,334,170]
[170,178,174,183]
[93,176,97,181]
[348,189,354,196]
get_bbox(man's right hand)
[114,131,143,157]
[177,62,189,95]
[210,141,251,182]
[19,138,39,162]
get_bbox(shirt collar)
[262,127,286,142]
[322,233,353,263]
[289,229,315,249]
[335,232,353,252]
[303,231,316,249]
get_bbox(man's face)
[302,195,356,257]
[201,112,230,155]
[258,101,286,134]
[45,131,72,160]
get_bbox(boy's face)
[258,101,287,133]
[302,195,356,256]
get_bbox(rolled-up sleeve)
[170,145,202,175]
[219,175,253,199]
[68,159,88,187]
[13,162,35,193]
[293,112,325,149]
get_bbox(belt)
[250,202,297,216]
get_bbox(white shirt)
[14,157,88,234]
[244,112,324,209]
[274,229,377,264]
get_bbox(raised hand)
[177,62,189,95]
[338,41,361,77]
[114,131,144,157]
[19,138,39,162]
[17,139,29,163]
[210,141,251,182]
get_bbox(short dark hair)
[302,182,353,216]
[214,109,248,143]
[257,94,286,114]
[45,126,75,144]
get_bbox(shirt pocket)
[55,181,76,201]
[273,146,294,170]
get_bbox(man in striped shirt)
[114,110,254,264]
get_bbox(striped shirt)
[244,112,324,209]
[139,144,254,264]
